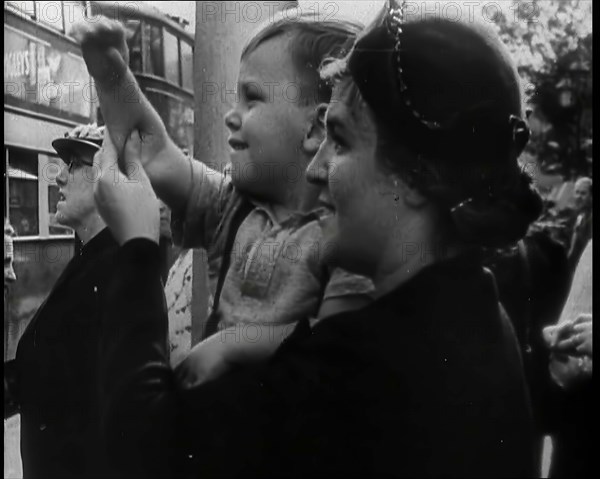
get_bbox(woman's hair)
[321,9,543,249]
[242,9,363,105]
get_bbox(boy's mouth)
[228,138,248,151]
[318,193,335,212]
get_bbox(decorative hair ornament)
[509,114,530,152]
[450,197,475,214]
[386,0,442,130]
[385,0,532,144]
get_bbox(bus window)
[36,1,65,32]
[163,29,179,85]
[143,23,164,77]
[146,90,193,151]
[8,148,39,237]
[124,19,143,72]
[64,1,87,38]
[180,40,193,92]
[5,1,35,19]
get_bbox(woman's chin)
[318,214,338,245]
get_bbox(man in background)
[567,177,592,270]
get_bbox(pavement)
[4,415,22,479]
[4,415,553,478]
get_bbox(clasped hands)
[93,129,160,246]
[543,314,592,388]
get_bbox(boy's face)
[225,36,312,204]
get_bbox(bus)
[3,0,194,361]
[88,1,195,154]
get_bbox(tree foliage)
[490,0,593,177]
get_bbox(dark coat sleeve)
[99,239,320,478]
[4,359,19,418]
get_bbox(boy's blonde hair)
[242,9,363,105]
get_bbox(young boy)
[73,11,371,374]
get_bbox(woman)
[93,1,542,477]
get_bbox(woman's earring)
[393,179,400,202]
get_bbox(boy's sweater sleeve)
[99,238,324,477]
[170,159,234,250]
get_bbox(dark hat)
[346,0,529,161]
[340,1,542,248]
[52,124,105,163]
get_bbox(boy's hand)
[71,16,129,80]
[175,323,296,389]
[174,333,234,389]
[93,129,160,246]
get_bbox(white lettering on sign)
[4,49,32,79]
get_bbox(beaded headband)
[386,0,443,130]
[385,0,531,144]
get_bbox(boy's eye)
[243,85,263,102]
[329,135,345,153]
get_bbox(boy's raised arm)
[72,17,191,211]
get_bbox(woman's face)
[306,82,402,276]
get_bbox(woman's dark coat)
[100,240,535,478]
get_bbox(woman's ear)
[302,103,328,155]
[395,175,428,209]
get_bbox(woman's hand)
[94,129,160,246]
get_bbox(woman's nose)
[306,142,331,186]
[224,108,242,132]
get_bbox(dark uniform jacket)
[100,239,535,478]
[5,228,119,479]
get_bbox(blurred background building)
[4,0,194,362]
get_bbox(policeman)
[4,125,120,479]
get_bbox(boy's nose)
[224,108,241,132]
